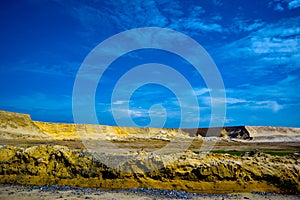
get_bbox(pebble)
[0,184,297,199]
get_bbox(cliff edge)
[0,110,299,142]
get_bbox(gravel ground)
[0,185,299,200]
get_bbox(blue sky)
[0,0,299,128]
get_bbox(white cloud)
[205,97,248,106]
[183,19,223,32]
[251,37,298,54]
[268,1,285,11]
[226,98,248,104]
[255,100,283,112]
[110,107,146,119]
[112,100,128,105]
[58,0,225,38]
[199,91,285,113]
[99,0,169,29]
[230,18,265,33]
[275,3,285,11]
[224,74,300,113]
[244,21,265,32]
[190,6,206,17]
[215,16,300,77]
[194,88,210,96]
[288,0,300,9]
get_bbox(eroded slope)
[0,145,299,194]
[1,110,300,142]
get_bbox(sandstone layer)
[1,110,300,142]
[0,144,299,194]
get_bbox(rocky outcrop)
[0,145,299,194]
[0,110,191,141]
[245,126,300,142]
[0,110,50,140]
[1,110,299,142]
[33,121,191,141]
[195,127,252,139]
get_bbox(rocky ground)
[0,144,299,194]
[0,184,299,200]
[0,110,299,199]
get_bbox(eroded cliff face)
[0,110,281,141]
[245,126,300,142]
[0,110,191,141]
[33,121,190,141]
[0,145,299,194]
[0,110,50,140]
[1,109,300,143]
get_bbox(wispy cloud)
[112,100,128,105]
[224,75,300,113]
[3,0,298,128]
[229,18,265,33]
[268,0,300,11]
[194,88,210,96]
[275,3,285,11]
[11,60,80,77]
[215,16,300,78]
[176,19,223,33]
[57,0,224,38]
[288,0,300,9]
[200,95,283,113]
[268,1,285,11]
[254,100,283,112]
